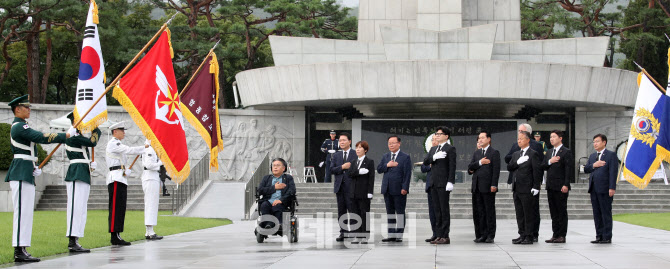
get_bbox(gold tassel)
[165,27,174,59]
[91,0,99,24]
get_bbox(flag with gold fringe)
[112,28,190,183]
[623,72,670,189]
[179,53,223,171]
[73,0,107,132]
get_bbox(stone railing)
[171,153,210,214]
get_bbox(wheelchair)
[253,189,299,243]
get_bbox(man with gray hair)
[507,131,543,244]
[505,123,544,241]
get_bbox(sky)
[340,0,358,7]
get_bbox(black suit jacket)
[347,156,375,199]
[423,143,456,188]
[468,146,501,193]
[505,139,544,184]
[257,174,296,204]
[541,145,574,191]
[584,149,618,194]
[330,148,357,193]
[507,148,543,193]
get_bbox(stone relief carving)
[219,118,293,181]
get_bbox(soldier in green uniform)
[64,111,101,253]
[4,95,74,262]
[534,132,548,155]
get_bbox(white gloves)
[319,161,324,168]
[446,182,454,191]
[67,127,77,137]
[90,161,97,170]
[517,155,529,165]
[32,167,42,177]
[359,168,369,175]
[328,150,336,154]
[125,169,132,177]
[367,193,373,199]
[433,151,447,161]
[531,188,539,196]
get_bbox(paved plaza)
[4,217,670,268]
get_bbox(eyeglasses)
[434,133,445,136]
[272,164,284,167]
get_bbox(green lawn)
[614,212,670,231]
[0,210,231,264]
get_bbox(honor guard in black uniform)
[320,130,339,183]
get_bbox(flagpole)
[179,40,221,97]
[616,141,628,184]
[633,61,666,94]
[38,13,178,169]
[128,155,140,169]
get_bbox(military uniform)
[4,95,69,262]
[105,122,144,245]
[64,112,100,252]
[320,134,339,183]
[141,143,163,240]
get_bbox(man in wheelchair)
[255,158,298,242]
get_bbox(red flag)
[180,53,223,171]
[112,29,190,183]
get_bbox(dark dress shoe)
[545,237,556,243]
[553,237,566,243]
[14,247,40,263]
[395,238,403,243]
[381,237,396,242]
[68,237,91,253]
[533,237,538,242]
[519,237,533,244]
[590,237,602,244]
[350,238,360,244]
[485,238,495,243]
[336,235,345,242]
[473,237,486,243]
[426,236,437,242]
[512,236,523,243]
[599,239,611,244]
[434,238,450,244]
[146,234,164,240]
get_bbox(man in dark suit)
[584,134,618,244]
[423,127,456,245]
[330,132,357,242]
[321,130,339,182]
[541,130,573,243]
[421,136,438,243]
[507,131,543,244]
[377,135,412,242]
[468,131,500,243]
[347,141,375,244]
[505,123,543,241]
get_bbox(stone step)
[37,198,172,204]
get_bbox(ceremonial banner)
[73,0,107,132]
[180,53,224,171]
[112,29,190,183]
[623,72,670,189]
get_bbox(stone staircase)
[293,181,670,219]
[36,184,173,211]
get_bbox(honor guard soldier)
[534,132,548,155]
[5,95,73,262]
[320,130,339,182]
[106,121,147,245]
[142,141,164,240]
[64,111,101,253]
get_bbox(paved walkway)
[6,218,670,268]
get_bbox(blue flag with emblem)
[623,72,670,189]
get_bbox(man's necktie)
[482,148,486,156]
[344,151,348,161]
[436,145,442,152]
[552,148,557,157]
[597,152,601,161]
[391,153,396,162]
